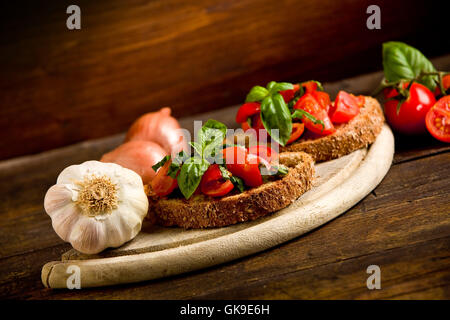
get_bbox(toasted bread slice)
[281,96,384,162]
[145,152,314,228]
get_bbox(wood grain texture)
[1,0,449,160]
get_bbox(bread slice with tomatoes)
[145,151,314,229]
[280,96,384,162]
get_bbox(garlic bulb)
[44,160,149,254]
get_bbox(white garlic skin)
[44,160,149,254]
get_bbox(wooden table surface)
[1,71,449,300]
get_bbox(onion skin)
[101,141,167,184]
[125,107,187,155]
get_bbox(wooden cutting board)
[41,125,394,289]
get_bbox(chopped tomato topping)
[200,164,234,197]
[294,93,335,135]
[329,91,360,123]
[287,123,305,144]
[151,160,178,197]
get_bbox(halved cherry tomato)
[384,82,436,135]
[200,164,234,197]
[294,93,335,135]
[280,84,300,103]
[151,160,178,197]
[434,74,450,97]
[222,146,263,187]
[286,123,305,144]
[425,96,450,143]
[248,145,279,162]
[236,102,261,124]
[329,91,360,123]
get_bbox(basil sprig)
[382,41,437,91]
[246,81,294,146]
[153,120,229,199]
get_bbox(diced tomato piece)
[248,145,279,163]
[311,90,331,110]
[241,121,251,131]
[280,84,300,103]
[151,160,178,197]
[294,93,335,135]
[286,123,304,144]
[301,81,318,93]
[236,102,261,123]
[329,91,360,124]
[222,146,263,187]
[200,164,234,197]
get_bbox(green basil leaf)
[270,82,293,94]
[230,175,245,192]
[245,86,269,102]
[199,119,227,149]
[292,109,325,130]
[177,157,210,199]
[173,150,189,164]
[382,41,437,91]
[260,94,292,146]
[266,81,277,90]
[151,155,170,172]
[189,141,203,157]
[167,162,181,179]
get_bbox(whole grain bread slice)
[281,96,385,162]
[145,152,314,229]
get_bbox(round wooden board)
[42,124,394,289]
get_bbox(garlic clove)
[44,184,74,215]
[51,204,81,241]
[69,216,108,254]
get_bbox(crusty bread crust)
[145,152,314,229]
[281,96,385,162]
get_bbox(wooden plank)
[0,151,448,298]
[1,0,449,160]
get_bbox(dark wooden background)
[0,0,448,160]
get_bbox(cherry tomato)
[236,102,261,123]
[200,164,234,197]
[222,146,263,187]
[434,74,450,97]
[151,160,178,197]
[280,84,300,103]
[329,91,360,123]
[384,82,436,135]
[294,93,335,135]
[248,145,279,162]
[425,96,450,143]
[286,123,305,144]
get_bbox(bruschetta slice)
[146,151,314,228]
[280,96,384,162]
[235,80,385,163]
